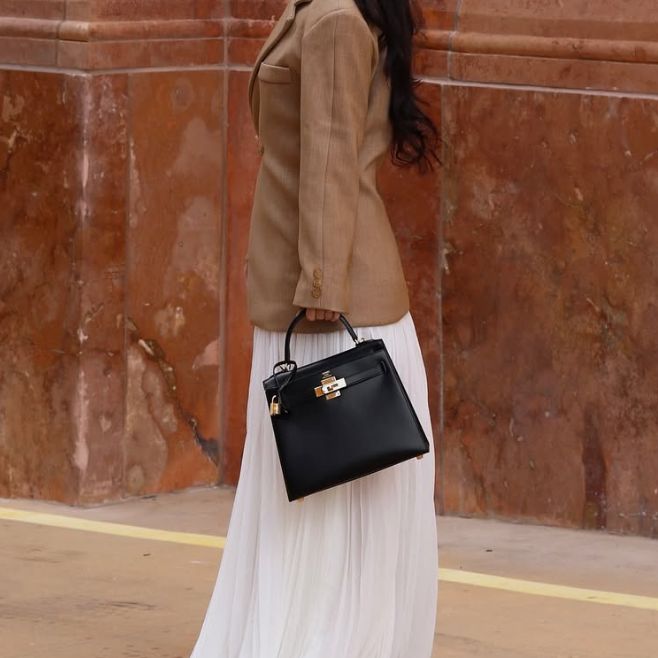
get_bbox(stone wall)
[0,1,224,503]
[0,1,656,536]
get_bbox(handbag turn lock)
[314,370,346,400]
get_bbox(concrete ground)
[1,486,657,658]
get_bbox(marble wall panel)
[441,85,658,536]
[75,74,128,503]
[0,70,82,502]
[124,70,224,496]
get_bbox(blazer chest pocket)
[258,62,292,84]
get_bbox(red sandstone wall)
[1,1,657,536]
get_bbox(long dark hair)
[354,0,440,173]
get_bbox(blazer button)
[311,288,321,298]
[313,268,322,279]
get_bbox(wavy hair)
[354,0,441,173]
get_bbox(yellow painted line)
[439,568,658,612]
[2,506,658,612]
[0,507,225,549]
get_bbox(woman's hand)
[305,308,341,322]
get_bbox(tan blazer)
[245,0,410,334]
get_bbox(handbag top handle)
[284,308,361,363]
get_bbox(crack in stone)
[127,317,219,467]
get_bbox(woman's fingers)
[304,308,341,321]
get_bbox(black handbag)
[262,308,430,501]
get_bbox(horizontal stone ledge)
[420,30,658,67]
[0,36,223,69]
[0,17,58,38]
[57,38,224,69]
[0,17,224,41]
[455,0,658,40]
[224,17,284,40]
[224,18,658,68]
[448,52,658,96]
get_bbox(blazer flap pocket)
[258,62,292,84]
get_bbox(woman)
[190,0,441,656]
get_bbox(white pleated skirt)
[189,310,439,658]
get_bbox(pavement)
[1,486,657,658]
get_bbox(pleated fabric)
[189,310,439,658]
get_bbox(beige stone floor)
[1,486,657,658]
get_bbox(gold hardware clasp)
[314,371,346,400]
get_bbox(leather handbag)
[262,308,430,501]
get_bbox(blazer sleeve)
[292,9,378,313]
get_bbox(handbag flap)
[263,340,390,412]
[278,358,388,410]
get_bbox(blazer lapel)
[248,0,313,132]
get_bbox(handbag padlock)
[269,394,281,416]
